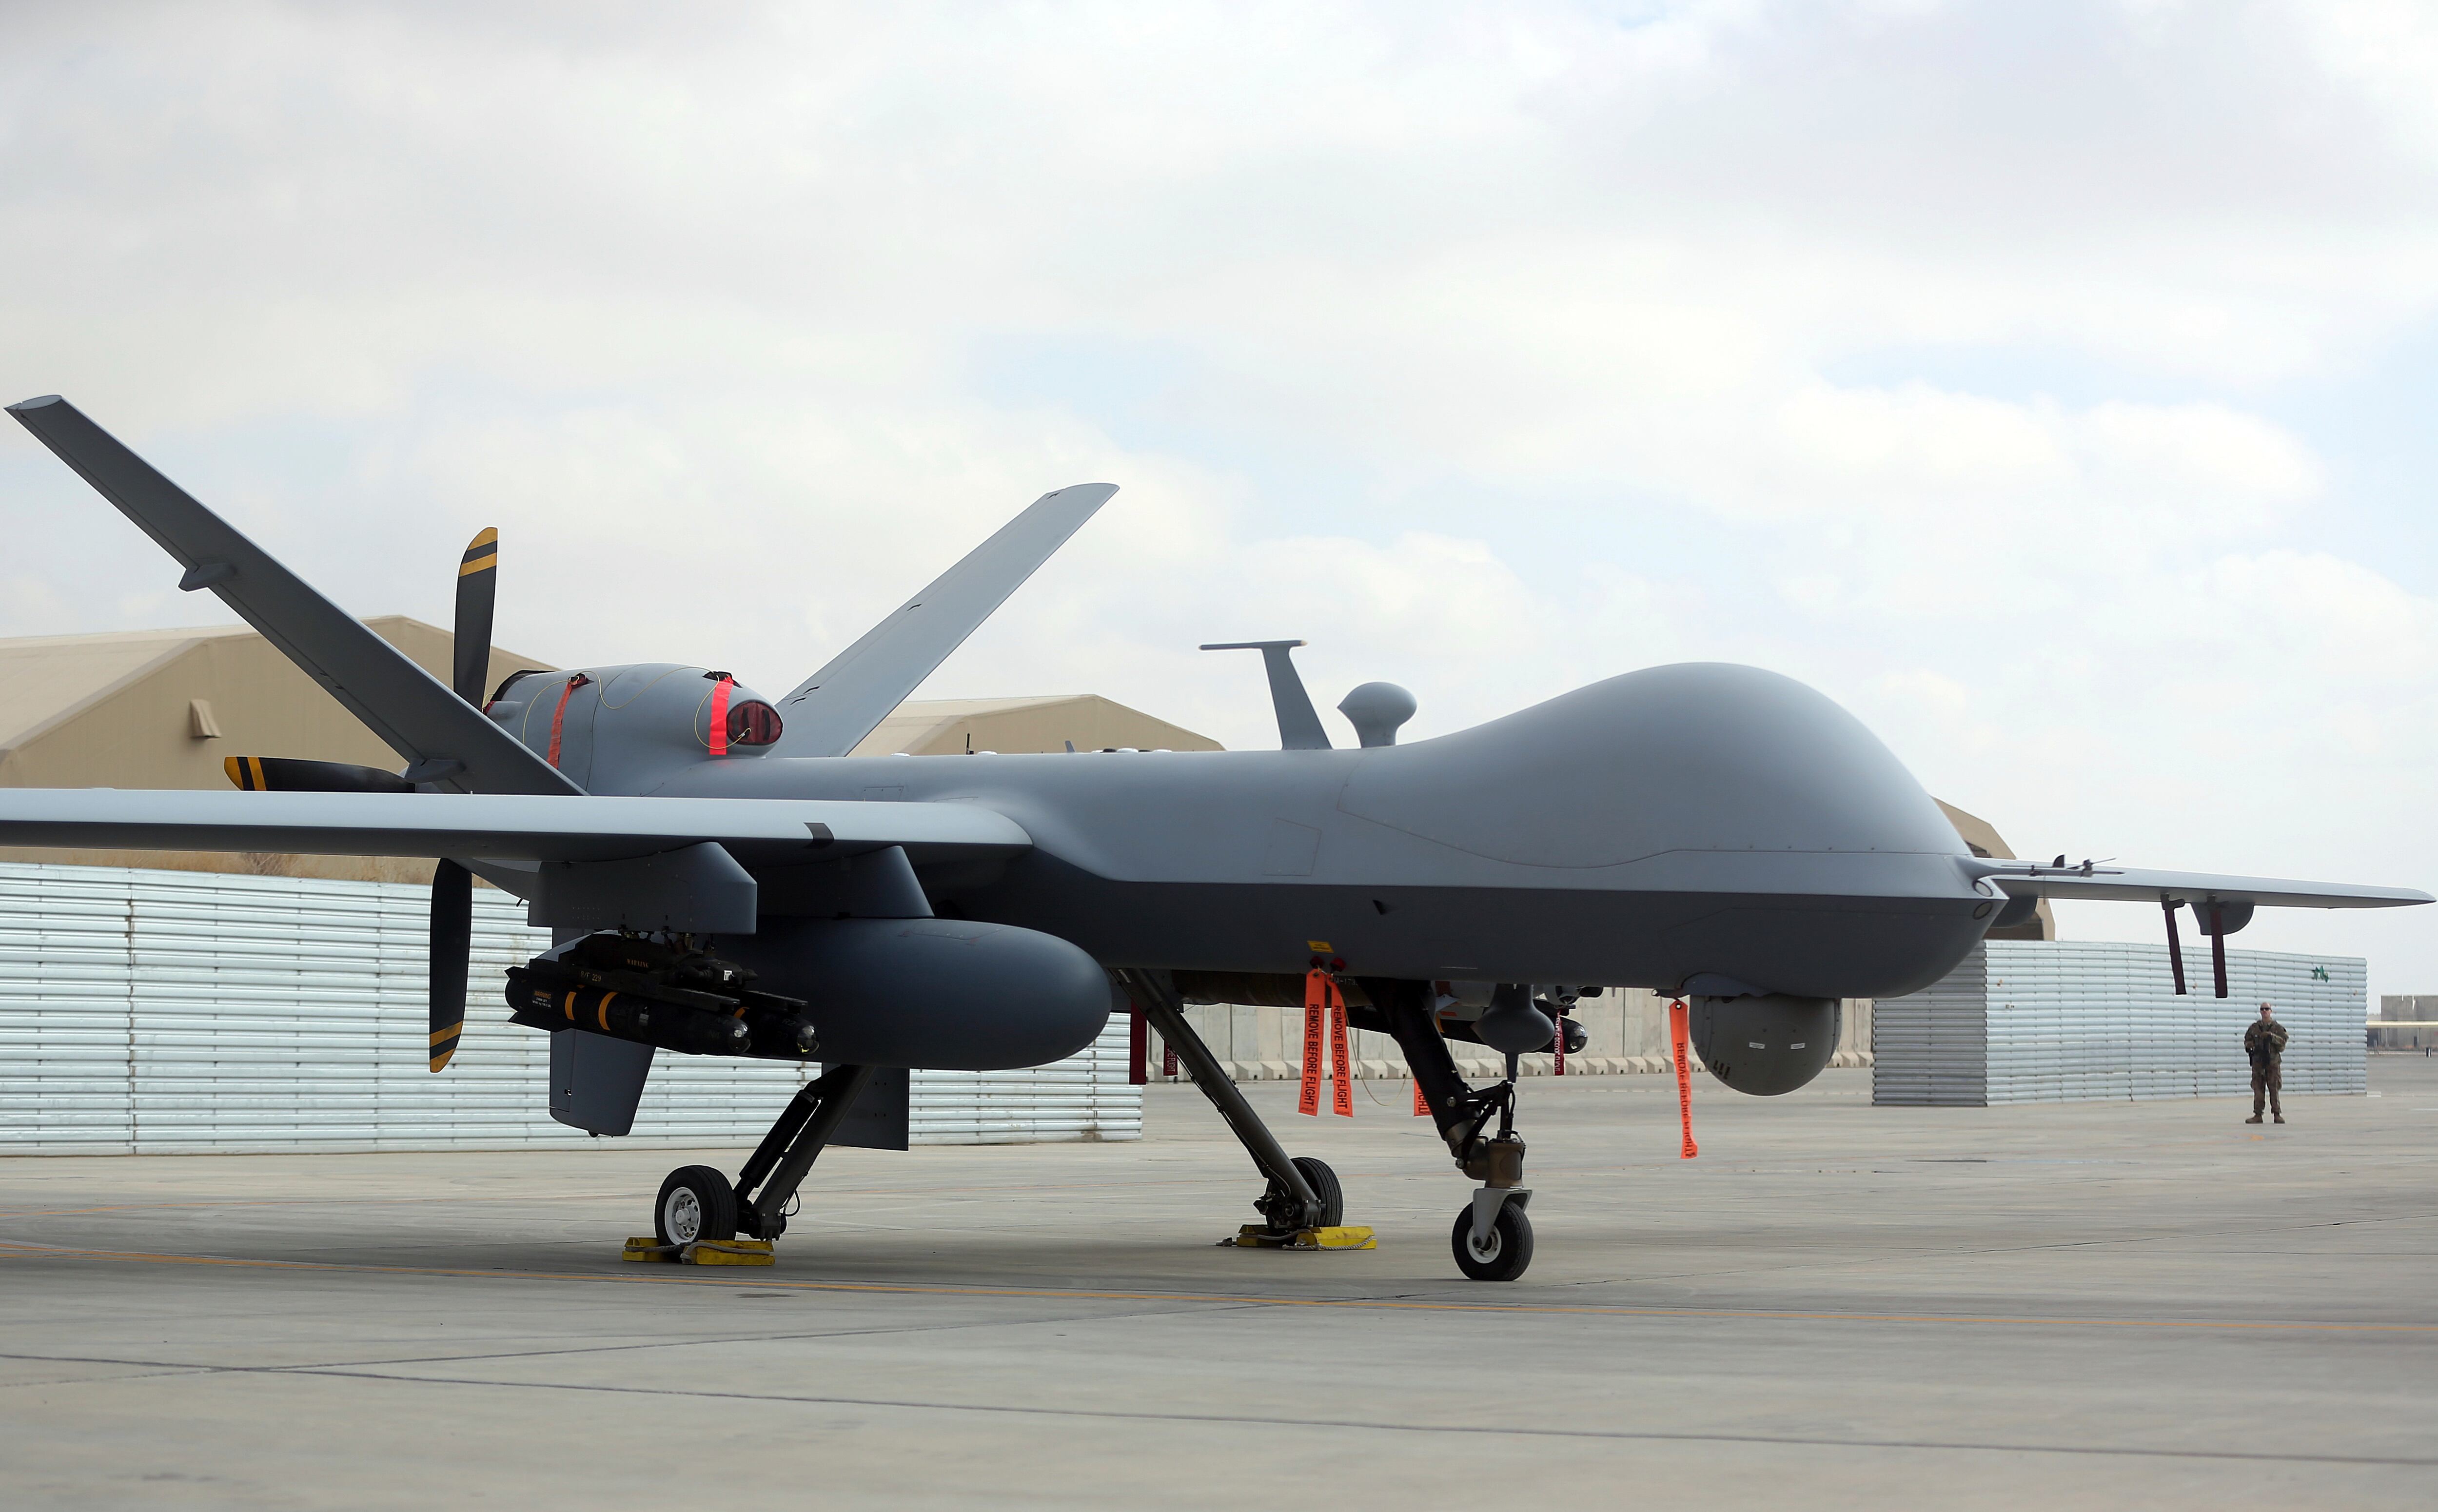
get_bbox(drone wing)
[1972,862,2430,910]
[7,394,579,797]
[0,789,1025,937]
[1971,859,2427,998]
[770,483,1118,757]
[0,789,1026,866]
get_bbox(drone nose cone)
[1337,662,1960,867]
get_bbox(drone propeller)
[428,528,497,1073]
[224,756,411,792]
[452,529,497,715]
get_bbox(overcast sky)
[4,0,2435,993]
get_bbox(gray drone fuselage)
[600,660,1992,1001]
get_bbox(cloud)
[3,0,2437,992]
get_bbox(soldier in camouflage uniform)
[2245,1001,2287,1124]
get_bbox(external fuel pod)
[720,917,1114,1071]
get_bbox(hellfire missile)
[508,974,820,1061]
[509,973,752,1057]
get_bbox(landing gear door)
[824,1065,910,1151]
[549,1028,654,1136]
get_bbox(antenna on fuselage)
[1337,682,1416,748]
[1200,640,1330,750]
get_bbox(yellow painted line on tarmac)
[0,1194,634,1220]
[0,1238,2429,1334]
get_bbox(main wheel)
[1292,1156,1344,1229]
[1450,1201,1534,1282]
[656,1165,738,1250]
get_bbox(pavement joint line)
[99,1362,2438,1469]
[0,1365,222,1393]
[0,1239,2429,1333]
[0,1294,1267,1375]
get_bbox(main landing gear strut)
[1117,970,1344,1240]
[1364,977,1535,1281]
[652,1063,875,1252]
[1124,969,1534,1280]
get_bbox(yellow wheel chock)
[622,1236,776,1266]
[1227,1224,1376,1251]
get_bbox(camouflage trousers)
[2251,1062,2282,1118]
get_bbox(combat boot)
[2273,1115,2285,1124]
[2244,1115,2262,1124]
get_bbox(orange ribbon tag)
[1329,989,1354,1118]
[1669,997,1699,1159]
[1412,1078,1431,1117]
[1298,970,1327,1117]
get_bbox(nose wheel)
[1451,1200,1534,1281]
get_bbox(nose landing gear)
[1367,977,1542,1282]
[1443,1064,1534,1281]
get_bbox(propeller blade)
[430,858,471,1072]
[430,529,493,1072]
[453,528,498,705]
[224,756,412,793]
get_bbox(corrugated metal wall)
[909,1043,1139,1143]
[1875,940,2365,1106]
[0,863,1137,1153]
[1871,947,1990,1106]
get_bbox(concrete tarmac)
[3,1060,2435,1510]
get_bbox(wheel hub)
[665,1188,703,1244]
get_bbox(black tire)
[1292,1156,1344,1229]
[1450,1201,1534,1282]
[655,1165,738,1250]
